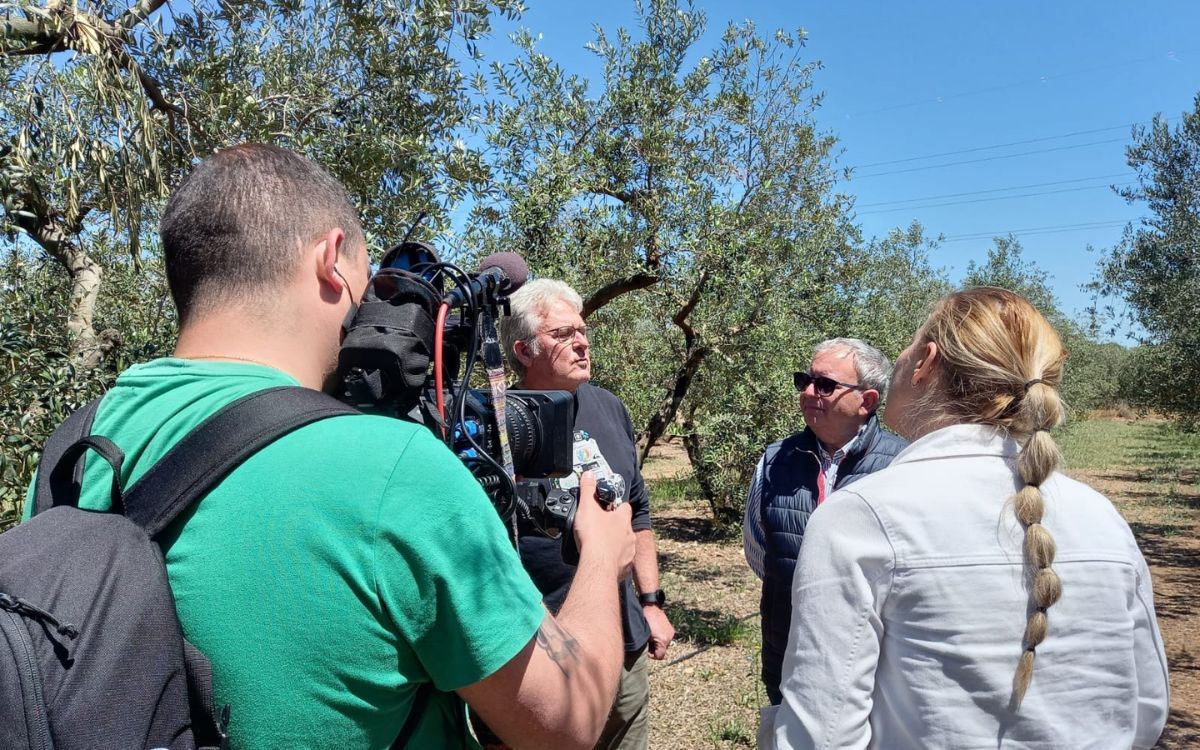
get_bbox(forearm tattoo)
[535,613,581,676]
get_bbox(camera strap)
[478,309,521,543]
[479,309,516,482]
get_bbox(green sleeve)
[22,474,36,521]
[372,429,545,691]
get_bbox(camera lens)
[505,398,539,470]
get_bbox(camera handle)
[532,487,581,564]
[561,494,582,566]
[538,481,618,565]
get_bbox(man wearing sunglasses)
[743,338,907,705]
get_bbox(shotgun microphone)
[444,252,529,308]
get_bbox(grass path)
[1058,419,1200,748]
[642,417,1200,749]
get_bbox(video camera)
[334,237,617,560]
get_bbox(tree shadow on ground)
[656,549,729,584]
[1130,527,1200,622]
[657,604,760,675]
[1165,646,1197,677]
[655,513,738,544]
[1142,577,1200,623]
[1096,470,1166,484]
[1170,495,1200,510]
[670,604,756,648]
[1131,526,1200,569]
[1156,708,1200,750]
[1132,445,1200,464]
[1099,488,1200,508]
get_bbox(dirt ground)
[1074,467,1200,748]
[639,434,1199,749]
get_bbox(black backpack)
[0,386,358,750]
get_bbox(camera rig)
[334,238,609,558]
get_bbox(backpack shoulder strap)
[122,386,358,538]
[32,396,105,516]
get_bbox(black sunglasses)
[793,371,868,397]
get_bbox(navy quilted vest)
[758,414,906,704]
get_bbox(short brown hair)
[160,144,364,324]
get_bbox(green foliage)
[681,223,948,519]
[1091,93,1200,422]
[588,291,681,429]
[833,221,951,358]
[962,235,1057,311]
[0,0,522,518]
[1062,340,1130,416]
[0,0,524,243]
[1116,343,1199,427]
[706,717,755,747]
[0,243,175,529]
[0,0,1131,529]
[0,253,91,529]
[467,0,953,518]
[672,607,755,647]
[647,473,703,511]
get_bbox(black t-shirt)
[515,383,652,653]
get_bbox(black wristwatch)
[638,590,666,607]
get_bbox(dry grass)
[644,499,763,749]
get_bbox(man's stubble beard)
[320,339,342,395]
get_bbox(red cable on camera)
[434,302,450,438]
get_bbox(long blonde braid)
[916,287,1067,708]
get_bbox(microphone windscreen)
[478,252,529,292]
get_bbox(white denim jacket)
[759,424,1169,750]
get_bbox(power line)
[944,219,1126,240]
[856,173,1130,208]
[858,181,1135,215]
[942,223,1126,242]
[940,220,1128,243]
[850,124,1148,169]
[853,137,1130,179]
[847,116,1180,171]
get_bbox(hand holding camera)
[570,471,636,579]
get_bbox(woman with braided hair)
[759,287,1169,750]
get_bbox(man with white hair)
[744,338,907,705]
[496,278,674,750]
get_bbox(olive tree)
[0,0,522,366]
[1091,94,1200,423]
[0,0,523,526]
[466,0,948,518]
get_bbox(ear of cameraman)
[25,145,638,750]
[461,471,637,748]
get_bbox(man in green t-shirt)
[28,144,637,749]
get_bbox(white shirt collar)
[817,421,870,462]
[890,423,1021,466]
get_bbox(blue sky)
[477,1,1199,334]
